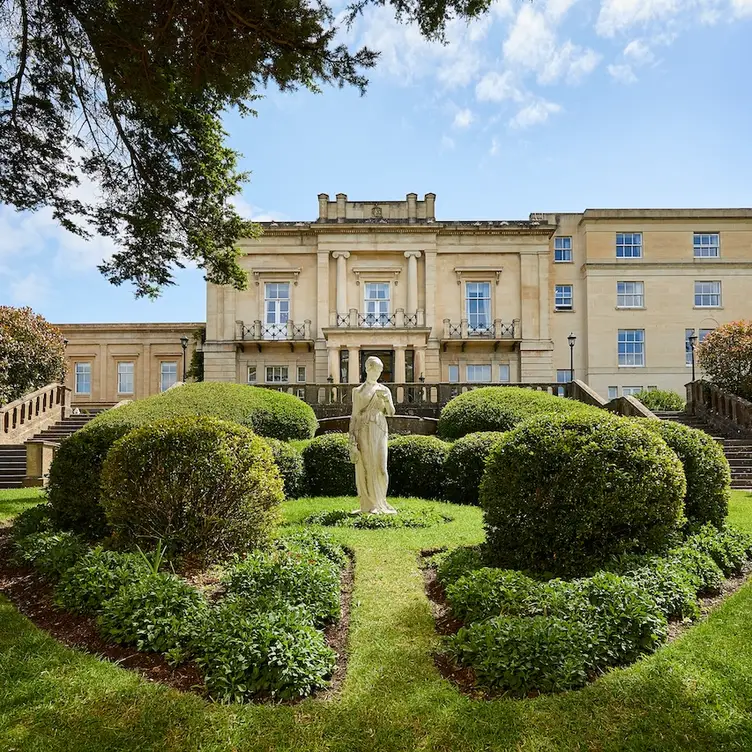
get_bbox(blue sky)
[2,0,752,324]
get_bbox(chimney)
[425,193,436,221]
[336,193,347,223]
[318,193,329,221]
[407,192,417,224]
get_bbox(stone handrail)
[605,395,658,419]
[569,379,608,407]
[687,380,752,437]
[1,383,70,444]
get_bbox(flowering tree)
[0,307,66,405]
[697,320,752,400]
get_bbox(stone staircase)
[0,410,104,490]
[653,410,752,491]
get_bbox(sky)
[2,0,752,325]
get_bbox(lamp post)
[180,335,189,381]
[567,332,576,382]
[688,333,698,382]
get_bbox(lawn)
[0,487,45,522]
[1,489,752,752]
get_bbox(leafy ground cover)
[1,490,752,751]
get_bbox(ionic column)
[394,346,407,383]
[404,251,421,315]
[332,251,350,317]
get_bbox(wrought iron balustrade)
[442,318,520,340]
[240,320,312,341]
[334,309,424,328]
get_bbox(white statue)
[348,356,397,514]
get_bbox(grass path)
[1,492,752,751]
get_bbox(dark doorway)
[360,350,394,382]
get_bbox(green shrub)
[667,546,724,595]
[54,549,149,614]
[101,416,283,563]
[434,546,487,587]
[450,615,591,694]
[223,547,341,625]
[194,602,335,702]
[445,568,541,623]
[634,389,685,412]
[387,435,449,500]
[48,383,315,537]
[642,420,730,529]
[97,573,207,654]
[443,432,506,506]
[14,531,88,579]
[11,503,55,541]
[301,434,356,497]
[481,413,687,576]
[438,386,593,440]
[305,506,452,529]
[684,524,751,577]
[264,438,306,499]
[279,529,349,569]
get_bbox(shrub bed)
[305,506,452,529]
[443,432,506,506]
[433,545,487,587]
[387,435,449,500]
[13,531,88,579]
[481,413,687,576]
[264,438,306,499]
[634,389,685,411]
[301,434,357,497]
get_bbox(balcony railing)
[238,320,312,341]
[441,319,521,340]
[332,309,425,329]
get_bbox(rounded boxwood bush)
[438,386,593,440]
[264,438,306,499]
[387,435,449,500]
[101,416,283,563]
[301,433,356,497]
[48,383,315,537]
[634,389,685,412]
[481,413,687,576]
[642,420,730,529]
[443,432,506,505]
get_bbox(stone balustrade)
[441,319,521,340]
[236,320,313,341]
[1,383,69,444]
[687,380,752,437]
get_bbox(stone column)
[414,348,426,381]
[404,251,421,315]
[328,347,340,383]
[394,346,407,383]
[332,251,350,317]
[348,347,360,384]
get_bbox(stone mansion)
[59,193,752,405]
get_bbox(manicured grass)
[1,490,752,751]
[0,487,45,522]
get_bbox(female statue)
[348,356,397,514]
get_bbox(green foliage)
[667,546,725,595]
[13,531,87,580]
[223,546,342,626]
[481,413,687,576]
[0,306,66,404]
[101,416,283,563]
[683,524,752,577]
[634,389,685,411]
[305,507,452,529]
[445,569,541,623]
[643,420,730,529]
[264,438,306,499]
[432,545,487,587]
[302,434,357,497]
[54,549,149,615]
[97,573,207,654]
[194,602,335,703]
[387,435,449,500]
[443,432,506,505]
[437,386,593,440]
[279,528,349,569]
[11,503,55,541]
[697,321,752,400]
[184,328,206,382]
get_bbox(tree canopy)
[0,0,494,297]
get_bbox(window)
[607,386,618,400]
[555,285,573,311]
[448,365,459,383]
[117,362,134,394]
[74,362,91,394]
[339,350,349,383]
[617,281,645,308]
[616,232,642,258]
[499,364,510,383]
[554,236,573,262]
[622,386,644,396]
[247,366,257,383]
[160,362,177,392]
[364,283,391,326]
[694,233,719,258]
[297,366,306,383]
[405,350,415,382]
[264,282,290,340]
[618,329,645,367]
[265,366,289,383]
[557,369,571,383]
[466,282,491,333]
[694,280,721,307]
[466,364,491,382]
[647,385,658,391]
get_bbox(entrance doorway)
[360,350,394,382]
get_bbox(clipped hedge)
[48,383,315,537]
[481,413,687,576]
[264,438,306,499]
[443,432,506,505]
[101,416,283,563]
[635,389,685,412]
[387,435,449,500]
[301,433,356,497]
[642,420,730,529]
[438,386,592,440]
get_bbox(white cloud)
[10,272,51,308]
[545,0,580,22]
[441,135,456,150]
[475,71,523,102]
[624,39,654,64]
[732,0,752,17]
[596,0,680,37]
[608,62,638,83]
[453,108,474,128]
[509,99,562,129]
[489,137,501,156]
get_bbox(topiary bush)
[443,432,506,505]
[642,420,730,529]
[634,389,685,412]
[301,433,356,497]
[438,386,593,440]
[481,413,687,576]
[100,416,283,563]
[264,438,306,499]
[387,435,449,500]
